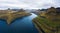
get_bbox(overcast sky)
[0,0,60,9]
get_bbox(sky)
[0,0,60,9]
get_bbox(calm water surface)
[0,13,39,33]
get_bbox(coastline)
[11,13,31,24]
[32,16,60,33]
[0,13,31,24]
[32,18,45,33]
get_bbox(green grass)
[36,16,60,28]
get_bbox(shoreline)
[0,13,31,24]
[32,18,45,33]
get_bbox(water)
[0,13,39,33]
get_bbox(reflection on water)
[0,13,39,33]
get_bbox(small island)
[0,9,31,24]
[33,7,60,33]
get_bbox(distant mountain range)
[7,7,60,13]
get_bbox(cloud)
[0,0,60,9]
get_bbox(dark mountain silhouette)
[56,7,60,13]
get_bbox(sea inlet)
[0,13,39,33]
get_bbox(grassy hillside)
[33,16,60,33]
[0,10,31,24]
